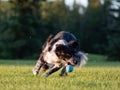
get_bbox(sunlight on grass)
[0,54,120,90]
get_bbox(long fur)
[74,51,88,67]
[32,31,88,76]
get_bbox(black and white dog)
[32,31,88,77]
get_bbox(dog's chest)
[44,52,59,63]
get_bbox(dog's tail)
[75,51,88,67]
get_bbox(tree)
[0,0,81,59]
[0,0,42,59]
[78,0,108,54]
[40,0,81,37]
[106,0,120,61]
[40,0,69,33]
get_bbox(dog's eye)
[66,54,72,59]
[66,54,69,56]
[63,58,66,60]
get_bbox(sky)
[1,0,120,9]
[65,0,88,8]
[1,0,88,7]
[1,0,8,1]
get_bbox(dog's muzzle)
[67,57,78,66]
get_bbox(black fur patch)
[55,44,72,60]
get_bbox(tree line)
[0,0,120,61]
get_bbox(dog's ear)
[68,40,80,50]
[68,40,78,48]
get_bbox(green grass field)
[0,54,120,90]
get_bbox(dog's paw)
[32,69,38,75]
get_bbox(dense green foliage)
[0,0,42,59]
[0,54,120,90]
[0,0,120,61]
[106,0,120,61]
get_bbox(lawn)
[0,54,120,90]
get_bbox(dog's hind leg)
[42,64,62,77]
[32,54,45,75]
[41,63,49,73]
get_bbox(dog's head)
[55,44,77,66]
[55,44,72,60]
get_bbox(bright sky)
[1,0,88,7]
[65,0,88,7]
[1,0,8,1]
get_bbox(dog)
[32,31,88,77]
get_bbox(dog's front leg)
[32,54,45,75]
[59,66,67,76]
[42,64,62,77]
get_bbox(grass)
[0,54,120,90]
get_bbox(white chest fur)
[44,51,59,64]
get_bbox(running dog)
[32,31,88,77]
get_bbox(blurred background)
[0,0,120,61]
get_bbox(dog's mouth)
[67,57,78,66]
